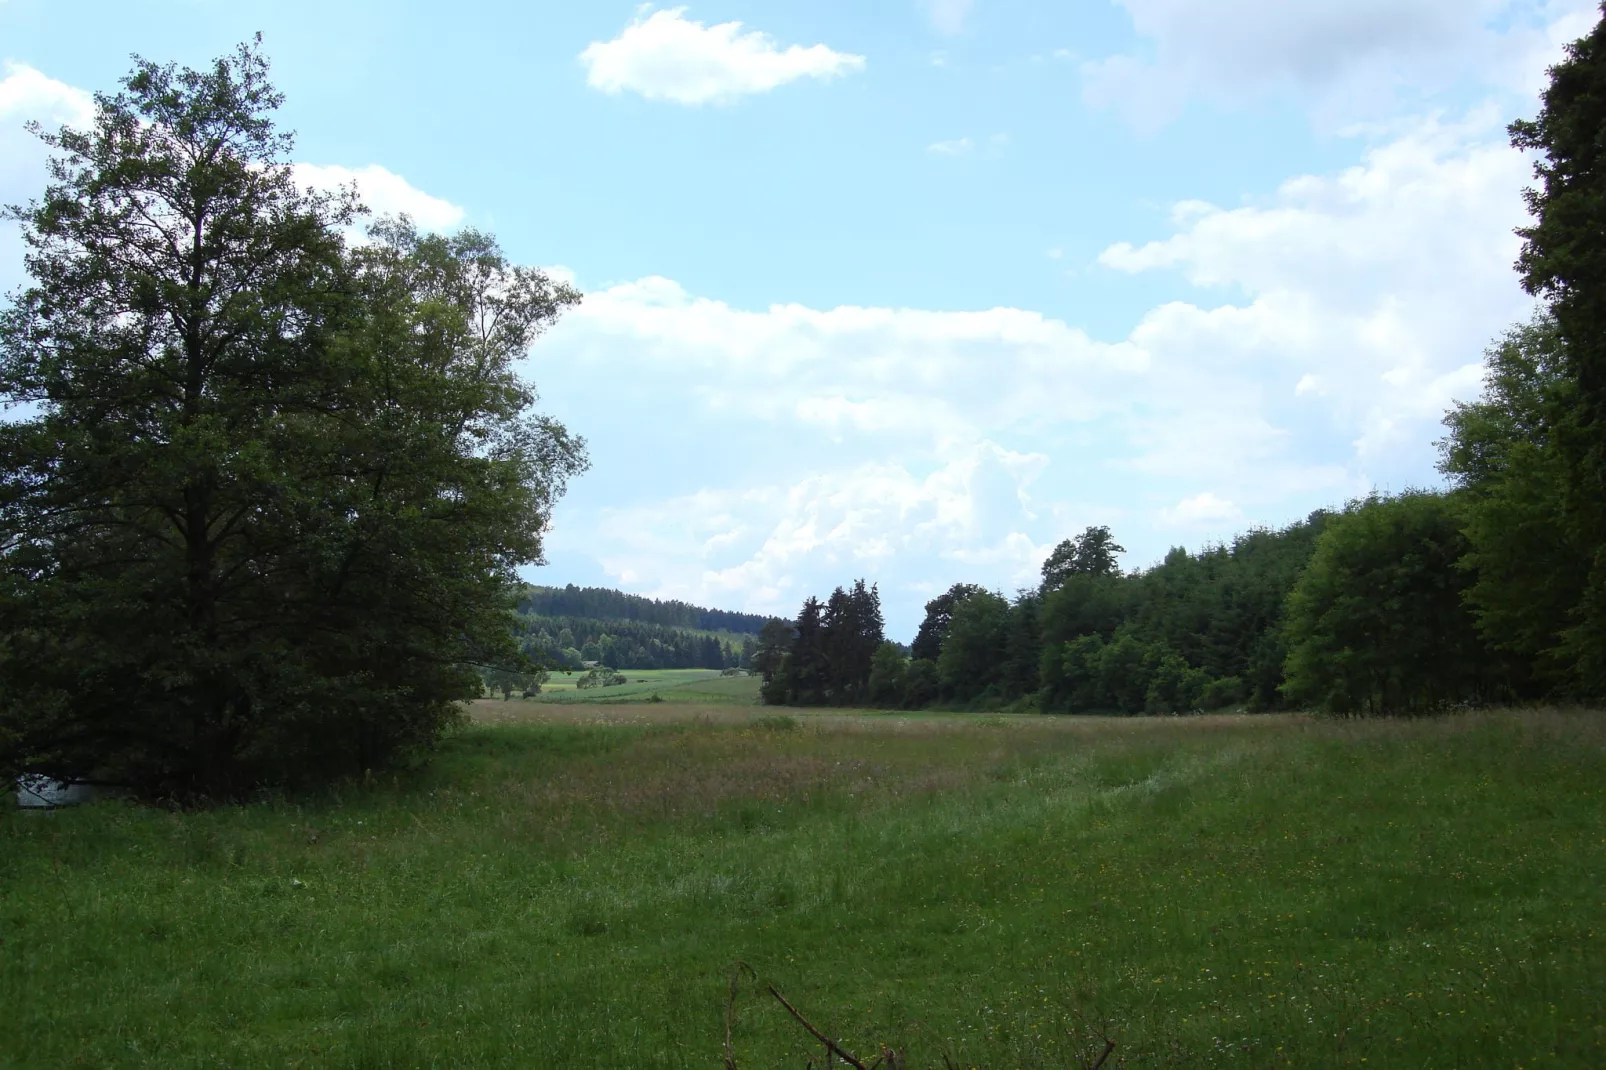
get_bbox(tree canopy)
[1510,13,1606,694]
[0,41,586,798]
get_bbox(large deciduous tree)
[909,582,985,663]
[0,42,586,797]
[1439,315,1587,694]
[1509,7,1606,696]
[1040,525,1125,592]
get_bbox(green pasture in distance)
[2,709,1602,1067]
[519,668,761,704]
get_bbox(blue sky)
[0,0,1594,638]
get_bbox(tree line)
[756,17,1606,716]
[517,585,770,635]
[517,612,749,671]
[758,306,1599,715]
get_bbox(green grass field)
[517,667,757,705]
[2,707,1602,1068]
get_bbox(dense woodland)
[510,586,761,672]
[516,612,748,672]
[517,585,769,635]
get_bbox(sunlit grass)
[491,667,761,706]
[1,709,1601,1067]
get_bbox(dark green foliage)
[821,579,885,705]
[1145,650,1209,714]
[775,515,1328,714]
[1030,515,1327,714]
[866,641,908,706]
[787,597,829,705]
[517,584,769,634]
[762,582,885,706]
[1096,634,1155,714]
[1281,493,1490,714]
[751,618,794,685]
[483,667,548,700]
[1509,8,1606,697]
[902,658,940,707]
[1440,316,1588,694]
[516,612,745,671]
[936,589,1011,704]
[999,591,1042,701]
[574,666,626,690]
[0,43,585,797]
[1040,524,1126,591]
[1199,675,1247,710]
[909,582,985,662]
[1037,574,1132,707]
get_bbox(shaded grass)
[1,710,1603,1067]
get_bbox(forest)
[760,312,1601,715]
[517,584,770,634]
[510,585,764,672]
[515,611,749,672]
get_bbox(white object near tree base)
[15,775,98,809]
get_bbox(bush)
[575,667,627,690]
[902,659,940,708]
[1199,675,1246,710]
[867,643,909,706]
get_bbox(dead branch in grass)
[723,962,1117,1069]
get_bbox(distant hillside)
[518,585,773,635]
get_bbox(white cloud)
[1,62,95,196]
[927,136,973,154]
[0,64,97,297]
[0,62,94,128]
[533,109,1534,629]
[1100,109,1531,462]
[291,163,466,231]
[554,441,1051,620]
[1083,0,1598,128]
[926,0,975,36]
[1160,492,1242,525]
[579,6,865,105]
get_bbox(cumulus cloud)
[0,64,97,297]
[530,109,1534,631]
[549,442,1052,621]
[927,136,973,154]
[291,164,465,232]
[1,63,95,196]
[0,61,94,128]
[1101,108,1531,462]
[1083,0,1597,128]
[579,6,865,105]
[1160,492,1242,525]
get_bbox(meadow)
[517,668,755,704]
[1,703,1602,1068]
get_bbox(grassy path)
[2,710,1602,1067]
